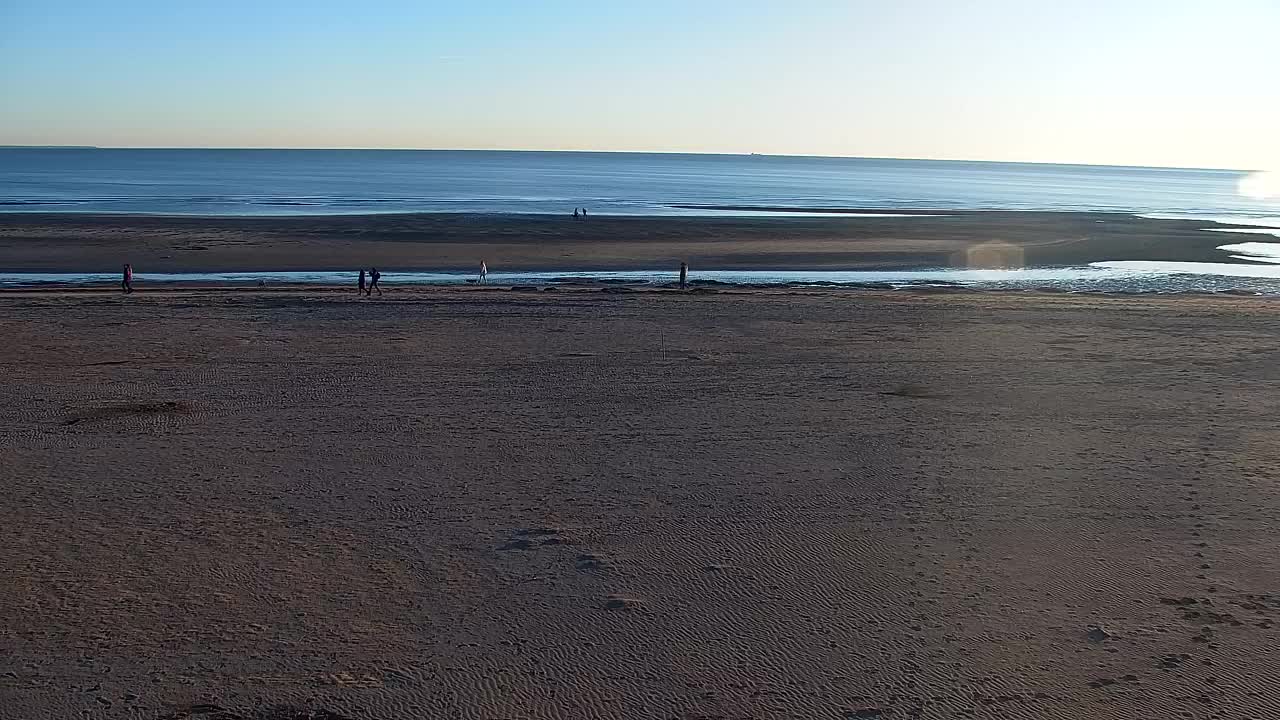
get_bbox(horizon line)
[0,145,1257,173]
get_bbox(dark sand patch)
[61,400,189,426]
[0,211,1236,272]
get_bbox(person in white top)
[479,261,488,284]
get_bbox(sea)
[1,148,1277,220]
[4,148,1280,291]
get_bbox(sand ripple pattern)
[2,289,1279,719]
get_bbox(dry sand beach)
[3,284,1280,719]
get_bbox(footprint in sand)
[158,705,353,720]
[321,671,383,688]
[1181,608,1242,626]
[61,400,190,426]
[498,527,578,551]
[1089,675,1139,689]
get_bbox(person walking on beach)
[573,208,580,219]
[358,268,366,295]
[367,267,382,296]
[479,261,488,284]
[582,207,588,218]
[679,261,688,289]
[121,263,133,294]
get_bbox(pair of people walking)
[357,267,382,296]
[572,207,588,219]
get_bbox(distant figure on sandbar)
[358,268,366,294]
[479,261,488,284]
[582,207,588,218]
[573,208,580,219]
[679,261,688,289]
[367,267,382,296]
[122,263,133,294]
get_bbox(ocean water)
[1,148,1277,219]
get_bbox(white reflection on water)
[1218,242,1280,264]
[1089,260,1280,278]
[1138,214,1280,228]
[1091,240,1280,277]
[1205,228,1280,238]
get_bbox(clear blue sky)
[2,0,1277,168]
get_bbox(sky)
[1,0,1277,169]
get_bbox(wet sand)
[0,211,1245,273]
[3,287,1280,719]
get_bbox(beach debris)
[603,595,645,612]
[575,553,612,571]
[880,384,943,399]
[1086,625,1115,643]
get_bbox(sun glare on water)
[1240,171,1280,200]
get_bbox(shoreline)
[0,210,1252,274]
[2,284,1276,301]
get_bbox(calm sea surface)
[1,149,1276,219]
